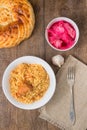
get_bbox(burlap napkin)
[39,55,87,130]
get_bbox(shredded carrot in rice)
[9,63,49,103]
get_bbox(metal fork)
[67,67,76,125]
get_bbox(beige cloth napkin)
[39,55,87,130]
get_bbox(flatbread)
[0,0,35,48]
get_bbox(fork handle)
[70,85,76,125]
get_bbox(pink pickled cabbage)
[47,21,76,50]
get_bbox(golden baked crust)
[0,0,35,48]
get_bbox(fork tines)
[67,67,75,79]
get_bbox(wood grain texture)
[0,0,87,130]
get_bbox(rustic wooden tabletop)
[0,0,87,130]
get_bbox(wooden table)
[0,0,87,130]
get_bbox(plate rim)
[2,56,56,110]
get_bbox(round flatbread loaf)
[0,0,35,48]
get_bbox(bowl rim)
[2,56,56,110]
[45,17,79,51]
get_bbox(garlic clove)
[52,55,64,67]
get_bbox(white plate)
[2,56,56,110]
